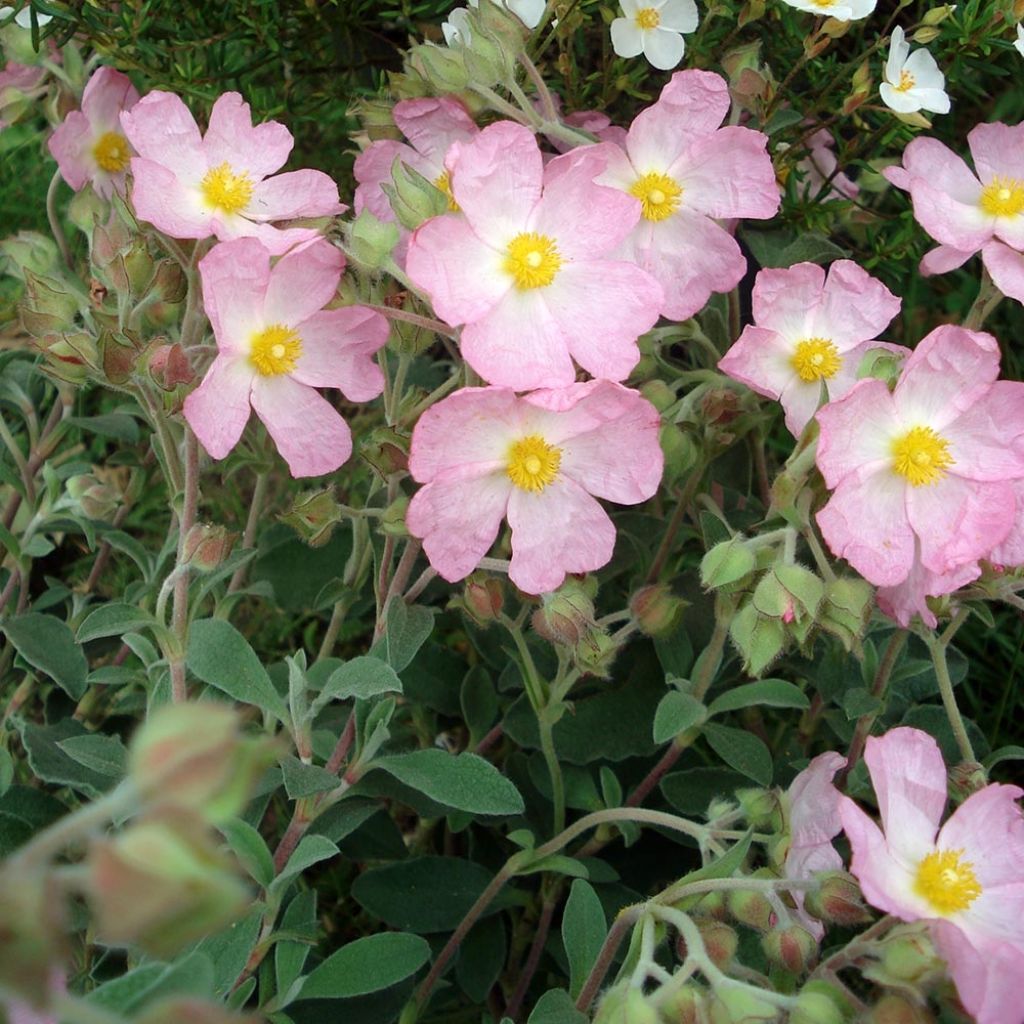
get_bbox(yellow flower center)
[629,171,683,222]
[92,131,131,173]
[791,337,842,383]
[507,434,562,492]
[980,176,1024,218]
[201,162,254,215]
[505,233,562,290]
[250,324,302,376]
[914,849,982,916]
[635,7,660,29]
[893,69,916,93]
[891,425,954,487]
[434,170,460,212]
[811,0,837,6]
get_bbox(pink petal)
[447,121,542,241]
[939,783,1024,895]
[263,239,344,326]
[908,176,990,252]
[920,243,974,276]
[406,215,508,326]
[719,326,794,400]
[788,751,846,855]
[247,169,343,222]
[406,474,512,582]
[670,125,779,220]
[120,91,205,182]
[202,92,293,180]
[210,217,324,257]
[250,375,352,477]
[876,558,979,629]
[543,260,661,383]
[816,467,914,586]
[931,924,1024,1024]
[353,140,418,222]
[814,260,901,349]
[507,477,616,594]
[183,355,255,461]
[990,479,1024,567]
[128,157,212,240]
[751,262,825,336]
[948,380,1024,482]
[47,110,92,191]
[198,238,270,353]
[900,137,983,201]
[291,307,388,400]
[967,121,1024,186]
[393,95,478,166]
[81,66,139,132]
[982,240,1024,304]
[778,375,829,439]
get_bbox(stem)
[46,170,72,270]
[228,471,269,593]
[964,267,1003,330]
[325,714,357,775]
[373,539,422,641]
[505,891,559,1020]
[364,302,458,339]
[575,906,644,1012]
[169,429,199,703]
[537,709,565,835]
[646,464,705,583]
[317,596,350,662]
[921,615,976,764]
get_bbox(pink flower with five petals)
[184,238,388,477]
[120,91,342,255]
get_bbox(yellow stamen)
[891,425,954,487]
[92,131,131,174]
[980,176,1024,218]
[504,233,562,290]
[629,171,683,222]
[893,69,916,93]
[201,162,254,215]
[914,849,982,915]
[635,6,660,29]
[434,170,460,212]
[507,434,562,492]
[791,337,842,383]
[250,324,302,376]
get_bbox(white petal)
[658,0,699,32]
[507,0,546,28]
[880,83,922,113]
[642,27,685,70]
[610,18,644,58]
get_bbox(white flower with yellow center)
[880,26,950,115]
[777,0,876,18]
[610,0,698,71]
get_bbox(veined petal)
[291,307,389,400]
[263,239,344,327]
[183,355,254,461]
[120,91,206,182]
[197,237,270,353]
[247,169,344,222]
[203,92,293,180]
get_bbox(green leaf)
[0,748,12,797]
[2,613,87,699]
[563,879,607,1000]
[703,723,773,786]
[313,655,403,710]
[841,687,881,720]
[270,835,339,900]
[299,932,431,999]
[190,910,262,996]
[77,603,158,643]
[370,749,524,816]
[460,664,498,744]
[382,599,435,672]
[652,690,707,744]
[661,767,748,817]
[280,755,341,799]
[186,618,287,721]
[527,989,587,1024]
[68,413,140,442]
[706,679,810,717]
[985,745,1024,770]
[18,719,113,797]
[220,819,275,888]
[456,915,506,1004]
[676,831,754,888]
[87,953,214,1014]
[275,890,318,1007]
[742,227,849,269]
[0,785,67,856]
[57,733,127,778]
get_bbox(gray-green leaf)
[299,932,431,999]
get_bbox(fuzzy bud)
[817,577,873,650]
[383,156,449,230]
[182,523,236,572]
[33,331,99,384]
[639,379,676,413]
[0,231,59,281]
[761,923,818,974]
[657,983,707,1024]
[728,602,786,677]
[381,495,410,536]
[594,986,660,1024]
[788,983,848,1024]
[871,925,944,986]
[866,995,934,1024]
[359,427,409,480]
[151,258,187,304]
[347,209,400,270]
[279,487,344,547]
[802,871,871,927]
[630,584,686,638]
[64,470,123,521]
[709,986,780,1024]
[752,564,823,623]
[532,580,597,646]
[408,43,472,92]
[148,342,194,391]
[725,888,774,932]
[699,919,740,969]
[947,759,987,801]
[462,574,504,626]
[700,537,756,591]
[736,787,784,832]
[20,270,85,336]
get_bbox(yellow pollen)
[507,434,562,492]
[201,162,254,215]
[635,6,660,29]
[630,171,683,222]
[914,849,982,915]
[505,233,562,290]
[894,69,916,93]
[92,131,131,173]
[791,337,842,383]
[250,323,302,376]
[891,425,954,487]
[980,176,1024,218]
[434,170,460,212]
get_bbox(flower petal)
[931,925,1024,1024]
[393,95,477,166]
[120,91,206,182]
[983,240,1024,304]
[203,91,293,180]
[291,307,388,400]
[247,169,344,222]
[197,237,270,353]
[183,355,254,461]
[642,28,685,71]
[263,238,344,326]
[127,157,211,240]
[814,378,902,487]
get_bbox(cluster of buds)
[62,465,130,522]
[531,578,618,676]
[455,572,505,627]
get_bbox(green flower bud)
[869,924,943,987]
[709,986,780,1024]
[701,537,756,591]
[595,986,660,1024]
[151,258,187,304]
[699,918,740,968]
[65,470,123,522]
[789,982,849,1024]
[630,584,686,638]
[736,787,784,832]
[921,4,955,25]
[728,602,786,677]
[0,231,59,281]
[761,923,818,974]
[182,523,236,572]
[20,270,84,336]
[725,888,774,932]
[856,346,905,386]
[866,994,934,1024]
[657,983,707,1024]
[461,574,505,626]
[358,96,403,142]
[660,424,700,488]
[33,331,99,384]
[382,495,410,536]
[359,426,410,480]
[817,577,873,650]
[347,209,400,270]
[408,43,471,92]
[384,156,450,230]
[531,580,597,646]
[639,379,675,413]
[753,564,823,623]
[99,329,141,385]
[802,871,871,927]
[279,487,345,547]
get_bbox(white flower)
[879,26,950,115]
[442,6,472,45]
[777,0,876,20]
[610,0,698,71]
[1015,23,1024,58]
[0,4,53,28]
[444,0,545,41]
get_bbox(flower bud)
[699,919,740,968]
[802,871,871,927]
[709,986,780,1024]
[594,986,660,1024]
[33,331,98,384]
[65,470,123,521]
[657,983,707,1024]
[630,585,686,638]
[148,341,194,391]
[347,209,400,270]
[462,574,504,626]
[761,923,818,974]
[817,577,873,650]
[736,787,784,832]
[922,3,955,25]
[532,579,597,646]
[728,602,786,677]
[870,925,943,987]
[947,759,987,801]
[381,495,410,536]
[660,424,700,488]
[20,270,85,336]
[129,703,275,823]
[753,564,823,623]
[279,487,345,547]
[866,995,934,1024]
[573,629,619,679]
[408,43,471,92]
[359,426,409,480]
[134,998,261,1024]
[383,156,449,230]
[789,983,848,1024]
[182,523,236,572]
[701,537,756,591]
[358,96,403,142]
[910,26,940,44]
[151,258,187,304]
[725,888,774,932]
[0,231,59,281]
[87,810,249,958]
[639,379,675,413]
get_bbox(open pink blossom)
[406,381,663,594]
[884,123,1024,302]
[815,325,1024,590]
[354,95,478,226]
[591,69,779,323]
[184,238,388,477]
[405,121,662,390]
[840,727,1024,1024]
[121,91,342,255]
[785,751,845,937]
[47,66,139,199]
[719,261,902,436]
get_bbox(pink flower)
[121,91,342,255]
[785,751,845,937]
[884,123,1024,303]
[405,121,663,390]
[183,238,388,477]
[876,560,980,630]
[719,261,902,436]
[0,58,46,130]
[354,96,478,227]
[47,66,139,199]
[406,381,663,594]
[815,325,1024,590]
[839,727,1024,1024]
[592,69,779,322]
[797,128,860,203]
